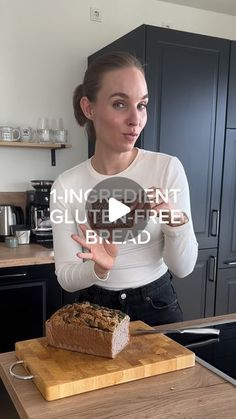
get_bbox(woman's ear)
[80,96,94,120]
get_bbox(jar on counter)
[5,236,19,248]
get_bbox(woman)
[50,52,198,326]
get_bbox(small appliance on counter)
[0,205,24,241]
[26,180,54,247]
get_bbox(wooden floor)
[0,379,19,419]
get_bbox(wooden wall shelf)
[0,141,71,165]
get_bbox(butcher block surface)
[15,321,195,401]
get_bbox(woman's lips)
[123,133,139,141]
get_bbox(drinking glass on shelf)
[36,117,51,143]
[51,117,64,131]
[51,117,67,144]
[37,117,49,130]
[53,129,68,144]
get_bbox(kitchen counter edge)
[0,242,54,268]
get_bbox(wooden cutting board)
[14,321,195,401]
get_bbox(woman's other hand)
[131,186,188,227]
[71,224,118,278]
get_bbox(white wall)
[1,0,236,191]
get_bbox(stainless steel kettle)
[0,205,24,239]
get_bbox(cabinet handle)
[225,261,236,266]
[210,209,219,237]
[0,272,27,279]
[208,256,216,282]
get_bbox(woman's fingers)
[78,223,90,237]
[77,252,93,260]
[71,233,91,251]
[147,187,164,205]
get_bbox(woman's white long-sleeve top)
[50,149,198,292]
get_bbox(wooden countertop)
[1,313,236,419]
[0,243,54,268]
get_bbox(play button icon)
[108,197,131,222]
[85,177,151,243]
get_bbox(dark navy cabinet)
[145,27,229,250]
[172,249,217,320]
[218,130,236,268]
[215,269,236,315]
[0,264,62,353]
[215,130,236,315]
[227,42,236,128]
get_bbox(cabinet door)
[145,26,229,249]
[0,279,46,352]
[218,130,236,268]
[215,268,236,315]
[172,249,217,320]
[0,264,62,353]
[227,42,236,128]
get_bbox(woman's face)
[88,67,148,153]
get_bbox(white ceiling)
[159,0,236,16]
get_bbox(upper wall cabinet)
[89,25,230,249]
[227,41,236,128]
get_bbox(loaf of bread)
[45,302,130,358]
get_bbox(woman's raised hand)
[71,224,118,275]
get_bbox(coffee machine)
[26,180,54,247]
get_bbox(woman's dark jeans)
[74,271,183,326]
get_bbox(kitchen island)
[1,313,236,419]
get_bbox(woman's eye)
[113,102,126,109]
[138,103,148,110]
